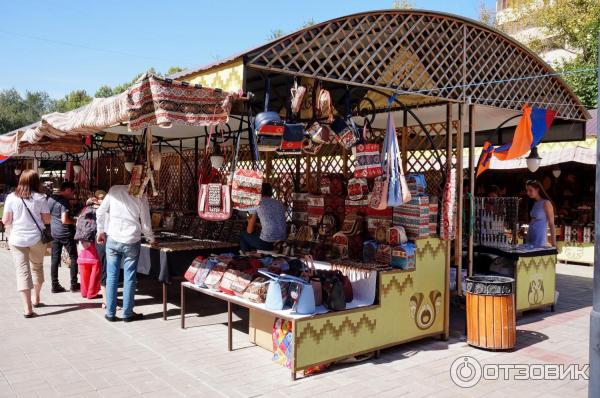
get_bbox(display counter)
[182,237,448,379]
[474,245,557,314]
[557,241,594,266]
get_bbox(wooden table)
[180,281,303,378]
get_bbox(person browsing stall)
[1,170,51,317]
[47,181,80,293]
[240,183,287,253]
[525,180,556,248]
[96,185,154,322]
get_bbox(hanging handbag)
[307,121,333,145]
[385,112,411,207]
[353,143,383,179]
[316,88,334,123]
[369,176,389,210]
[231,112,264,210]
[256,78,284,151]
[277,123,305,155]
[307,195,325,227]
[198,125,232,220]
[290,81,307,116]
[21,198,53,244]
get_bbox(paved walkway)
[0,250,592,397]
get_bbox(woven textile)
[127,73,233,131]
[22,93,129,144]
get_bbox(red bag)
[184,257,204,283]
[347,178,368,200]
[353,144,383,179]
[198,183,231,221]
[369,175,389,210]
[231,169,263,210]
[219,269,253,296]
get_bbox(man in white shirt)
[96,185,155,322]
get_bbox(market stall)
[0,9,590,377]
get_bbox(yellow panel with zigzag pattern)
[294,237,447,370]
[184,60,244,93]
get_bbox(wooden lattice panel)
[246,10,587,120]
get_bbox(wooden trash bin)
[466,275,516,350]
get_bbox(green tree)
[0,89,54,134]
[267,29,285,41]
[500,0,599,107]
[95,85,114,98]
[53,90,93,112]
[392,0,415,9]
[166,66,185,76]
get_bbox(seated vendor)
[240,183,287,253]
[525,180,556,248]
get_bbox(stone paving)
[0,249,592,397]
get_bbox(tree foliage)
[53,90,93,112]
[499,0,599,107]
[392,0,414,9]
[0,89,54,134]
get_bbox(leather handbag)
[335,117,362,150]
[317,270,346,311]
[256,79,284,150]
[375,244,392,264]
[290,82,307,116]
[303,255,323,307]
[317,89,334,123]
[307,122,333,144]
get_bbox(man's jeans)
[50,237,78,287]
[105,238,141,318]
[240,232,274,252]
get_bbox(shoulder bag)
[198,126,231,221]
[231,108,264,211]
[21,198,53,244]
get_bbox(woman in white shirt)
[1,170,50,318]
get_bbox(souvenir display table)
[473,245,558,314]
[556,241,594,266]
[139,234,238,319]
[179,237,447,380]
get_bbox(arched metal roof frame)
[241,9,589,122]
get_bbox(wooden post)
[468,103,475,277]
[456,105,464,297]
[342,148,349,178]
[443,102,452,341]
[265,152,273,183]
[178,139,183,210]
[402,110,408,171]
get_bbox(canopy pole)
[443,102,452,341]
[467,102,475,277]
[456,104,464,297]
[588,30,600,398]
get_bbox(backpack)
[74,206,97,242]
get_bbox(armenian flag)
[477,104,556,177]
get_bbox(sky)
[0,0,496,99]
